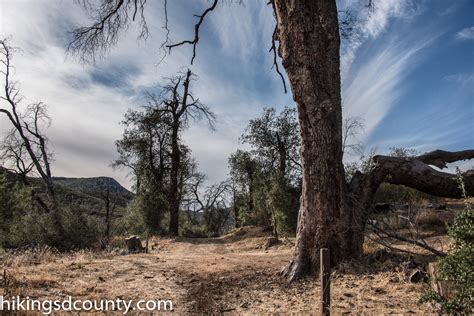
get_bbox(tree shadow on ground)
[177,266,316,314]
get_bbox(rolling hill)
[0,166,134,216]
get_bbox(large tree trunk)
[274,0,349,281]
[273,0,474,282]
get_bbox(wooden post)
[320,248,330,316]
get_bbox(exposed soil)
[0,226,441,314]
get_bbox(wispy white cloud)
[350,67,473,161]
[437,2,460,16]
[339,0,448,161]
[210,2,274,64]
[0,0,288,189]
[338,2,474,164]
[340,0,422,82]
[456,26,474,40]
[342,30,437,153]
[1,0,470,189]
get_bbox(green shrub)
[6,207,101,250]
[420,170,474,314]
[118,198,148,235]
[180,224,210,238]
[374,183,436,204]
[0,175,102,250]
[267,177,299,236]
[118,192,169,236]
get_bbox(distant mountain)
[52,176,134,207]
[0,166,133,216]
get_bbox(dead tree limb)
[166,0,218,64]
[68,0,148,62]
[0,39,57,210]
[371,149,474,198]
[368,221,447,257]
[416,149,474,169]
[344,148,473,264]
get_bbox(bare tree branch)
[371,149,474,198]
[157,0,171,65]
[268,0,287,93]
[68,0,148,63]
[338,9,358,40]
[0,38,56,210]
[417,149,474,169]
[368,220,446,257]
[166,0,218,64]
[342,116,364,156]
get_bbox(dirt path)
[1,228,437,314]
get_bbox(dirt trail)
[1,227,437,314]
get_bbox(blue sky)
[0,0,473,189]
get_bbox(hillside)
[0,167,133,216]
[52,176,134,208]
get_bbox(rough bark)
[274,0,347,281]
[273,1,474,281]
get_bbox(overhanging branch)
[372,149,474,198]
[416,149,474,169]
[166,0,218,64]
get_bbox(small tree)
[152,69,215,235]
[100,185,116,239]
[0,40,56,210]
[113,107,171,233]
[114,70,214,235]
[182,175,233,237]
[228,150,258,226]
[232,107,301,235]
[0,39,67,241]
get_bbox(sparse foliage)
[420,170,474,314]
[182,176,233,236]
[0,39,56,213]
[114,69,215,235]
[342,116,364,156]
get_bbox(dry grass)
[0,226,442,314]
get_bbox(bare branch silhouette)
[166,0,218,64]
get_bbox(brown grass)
[0,226,442,314]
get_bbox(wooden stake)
[320,248,330,316]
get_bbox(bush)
[420,170,474,314]
[374,183,436,204]
[180,224,210,238]
[6,207,101,250]
[267,177,299,236]
[118,189,168,236]
[0,176,102,250]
